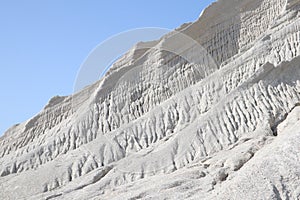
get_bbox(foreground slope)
[1,0,300,199]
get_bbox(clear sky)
[0,0,215,136]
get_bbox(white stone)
[0,0,300,199]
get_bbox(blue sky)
[0,0,214,135]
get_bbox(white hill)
[1,0,300,199]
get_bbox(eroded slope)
[0,0,300,199]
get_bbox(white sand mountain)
[1,0,300,199]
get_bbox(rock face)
[1,0,300,199]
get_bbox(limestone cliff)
[0,0,300,199]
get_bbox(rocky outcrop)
[0,0,300,199]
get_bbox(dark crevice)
[271,102,300,136]
[272,185,283,200]
[45,193,63,200]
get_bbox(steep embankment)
[0,0,300,199]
